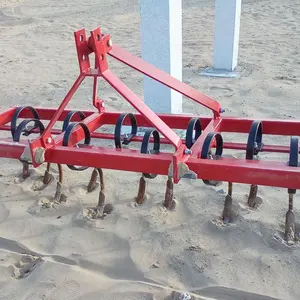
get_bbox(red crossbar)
[109,45,222,118]
[42,145,300,189]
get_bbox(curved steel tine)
[87,168,99,193]
[22,162,30,179]
[135,176,146,205]
[285,192,296,245]
[53,164,67,203]
[164,177,176,210]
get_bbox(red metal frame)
[0,27,300,189]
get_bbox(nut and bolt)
[184,149,192,155]
[179,293,191,300]
[46,137,52,144]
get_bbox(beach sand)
[0,0,300,299]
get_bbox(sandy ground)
[1,0,300,299]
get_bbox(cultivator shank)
[1,27,300,243]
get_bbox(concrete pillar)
[213,0,241,71]
[201,0,241,77]
[140,0,182,114]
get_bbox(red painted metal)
[0,139,26,159]
[0,26,299,189]
[102,70,182,148]
[109,44,222,118]
[43,146,300,189]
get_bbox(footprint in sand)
[209,86,234,97]
[49,82,63,89]
[273,75,297,84]
[43,280,81,300]
[0,9,34,27]
[0,204,9,225]
[22,282,56,300]
[6,254,43,279]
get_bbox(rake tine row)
[9,106,299,243]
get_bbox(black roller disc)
[201,132,223,159]
[13,119,45,142]
[114,113,137,148]
[141,129,160,179]
[11,106,40,139]
[288,136,299,194]
[185,118,202,149]
[246,120,263,160]
[62,111,86,132]
[62,122,91,171]
[200,132,223,186]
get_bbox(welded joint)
[168,162,197,180]
[34,147,45,164]
[20,145,33,163]
[184,149,192,155]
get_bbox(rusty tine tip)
[222,194,233,223]
[54,181,67,203]
[164,178,176,210]
[59,193,67,203]
[97,191,106,208]
[285,210,296,245]
[103,203,114,215]
[42,170,54,185]
[135,176,146,205]
[22,163,30,179]
[87,169,98,193]
[247,184,259,208]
